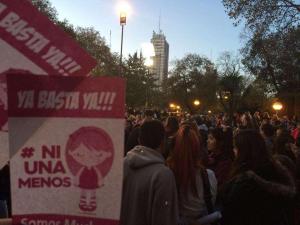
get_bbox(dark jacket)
[221,163,296,225]
[120,146,178,225]
[208,152,232,191]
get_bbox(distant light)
[117,1,132,24]
[272,102,283,111]
[193,100,200,106]
[224,96,229,100]
[141,43,155,57]
[208,110,212,114]
[141,43,155,67]
[169,103,175,108]
[144,58,153,67]
[176,105,181,109]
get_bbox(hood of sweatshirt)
[125,145,165,169]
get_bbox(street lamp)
[118,1,130,76]
[193,99,200,106]
[272,101,283,115]
[169,103,176,109]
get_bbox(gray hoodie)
[120,145,179,225]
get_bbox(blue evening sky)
[49,0,244,63]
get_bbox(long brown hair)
[167,124,203,196]
[231,129,272,177]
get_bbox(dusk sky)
[50,0,244,63]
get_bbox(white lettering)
[38,91,79,110]
[17,91,34,108]
[0,3,7,15]
[7,19,27,35]
[20,218,61,225]
[42,46,60,60]
[0,12,19,28]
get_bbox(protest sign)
[8,74,125,225]
[0,0,97,76]
[0,0,97,168]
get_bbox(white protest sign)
[8,74,124,225]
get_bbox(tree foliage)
[223,0,300,115]
[124,52,158,108]
[31,0,58,22]
[166,54,218,112]
[242,27,300,93]
[31,0,119,77]
[223,0,300,36]
[217,52,246,118]
[75,27,119,76]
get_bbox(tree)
[124,52,158,108]
[31,0,120,77]
[223,0,300,37]
[167,54,218,113]
[75,27,119,76]
[217,52,247,121]
[242,27,300,115]
[240,78,270,112]
[31,0,58,22]
[223,0,300,116]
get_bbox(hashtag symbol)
[21,147,35,158]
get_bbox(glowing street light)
[208,110,212,114]
[272,102,283,111]
[117,1,131,76]
[169,103,176,109]
[176,105,181,110]
[193,100,200,106]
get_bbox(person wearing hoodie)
[221,130,296,225]
[120,120,178,225]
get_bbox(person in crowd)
[274,129,297,163]
[292,122,300,141]
[124,118,133,148]
[165,116,179,138]
[182,120,209,165]
[0,163,10,217]
[207,128,234,191]
[262,112,271,125]
[124,109,154,155]
[239,112,257,129]
[260,123,275,153]
[221,130,296,225]
[120,120,178,225]
[167,124,217,223]
[163,116,179,159]
[271,114,281,127]
[253,111,262,128]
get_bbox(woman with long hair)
[207,128,234,191]
[221,130,296,225]
[167,124,217,222]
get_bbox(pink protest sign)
[0,0,97,76]
[8,74,125,225]
[0,0,97,168]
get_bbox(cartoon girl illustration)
[66,126,114,212]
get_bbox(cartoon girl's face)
[69,143,112,167]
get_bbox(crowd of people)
[121,110,300,225]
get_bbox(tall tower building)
[150,30,169,86]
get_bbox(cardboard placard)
[0,0,96,76]
[8,74,125,225]
[0,0,97,168]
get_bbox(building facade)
[150,31,169,86]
